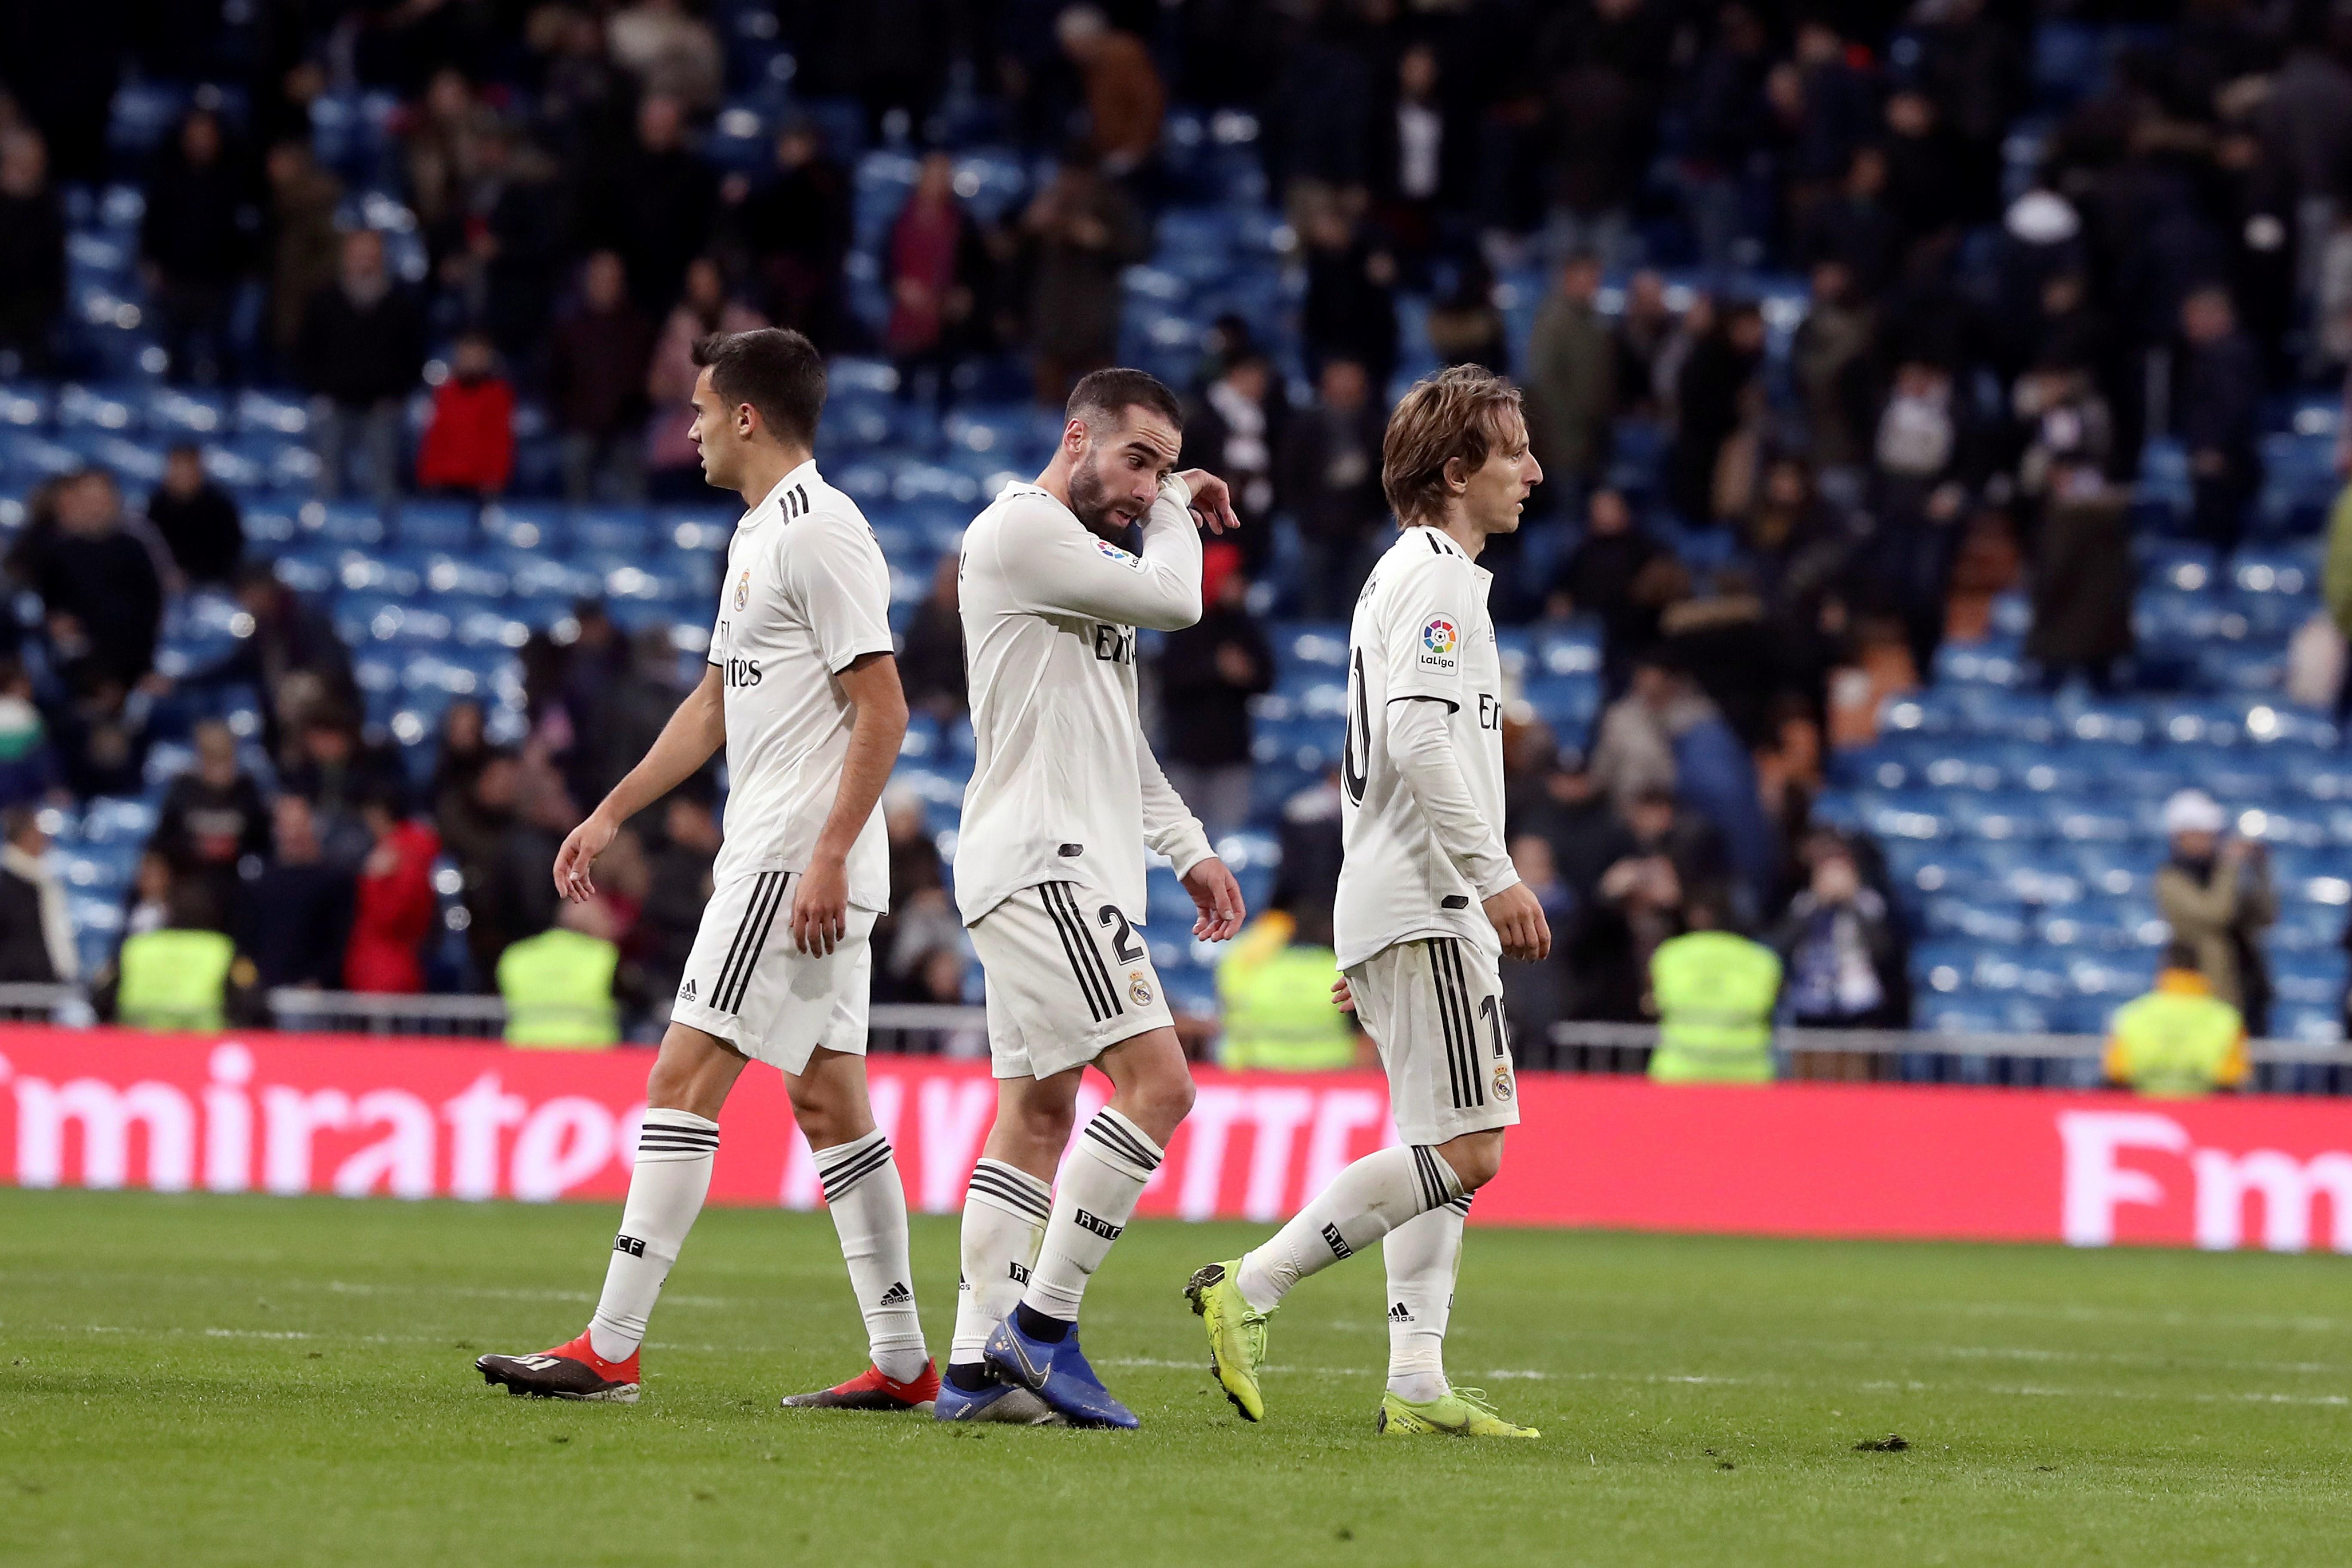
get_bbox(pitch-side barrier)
[9,1024,2352,1253]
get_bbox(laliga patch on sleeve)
[1095,538,1143,570]
[1418,616,1459,672]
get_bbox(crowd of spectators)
[0,0,2348,1045]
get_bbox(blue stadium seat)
[483,501,567,552]
[396,499,477,550]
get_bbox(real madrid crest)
[1492,1063,1514,1102]
[732,569,750,611]
[1127,971,1154,1007]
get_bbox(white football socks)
[586,1109,718,1362]
[1020,1109,1164,1323]
[1234,1144,1464,1314]
[814,1130,928,1382]
[1383,1194,1471,1403]
[949,1157,1052,1366]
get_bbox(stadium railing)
[1540,1022,2352,1095]
[5,985,2345,1093]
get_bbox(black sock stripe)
[1050,880,1124,1018]
[971,1158,1051,1200]
[1428,942,1470,1111]
[707,872,776,1016]
[638,1132,720,1147]
[1083,1116,1161,1173]
[818,1144,894,1200]
[966,1165,1050,1201]
[1437,940,1484,1109]
[812,1133,889,1175]
[640,1120,720,1139]
[818,1141,893,1184]
[966,1170,1053,1220]
[1040,882,1115,1022]
[1084,1110,1158,1165]
[717,873,791,1014]
[1446,1194,1474,1216]
[1412,1145,1446,1211]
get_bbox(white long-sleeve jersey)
[1334,524,1518,968]
[952,474,1216,926]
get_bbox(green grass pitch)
[4,1188,2349,1566]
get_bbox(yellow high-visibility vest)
[498,928,621,1048]
[2107,979,2246,1097]
[1648,931,1780,1084]
[1219,939,1356,1071]
[117,928,236,1032]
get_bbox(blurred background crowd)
[1,0,2350,1068]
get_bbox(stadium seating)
[3,17,2348,1033]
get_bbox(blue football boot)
[931,1372,1064,1425]
[982,1316,1138,1430]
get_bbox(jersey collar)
[741,459,820,530]
[1405,524,1491,579]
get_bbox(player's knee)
[786,1081,856,1148]
[1008,1094,1076,1155]
[1118,1071,1194,1142]
[1436,1133,1504,1193]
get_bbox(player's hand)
[790,855,851,956]
[1173,469,1241,535]
[1330,976,1356,1014]
[1483,881,1552,963]
[553,809,619,901]
[1180,857,1246,942]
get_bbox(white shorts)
[969,879,1173,1080]
[670,869,877,1075]
[1346,937,1522,1145]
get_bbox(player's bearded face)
[1066,439,1131,533]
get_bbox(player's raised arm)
[554,663,726,900]
[998,472,1206,631]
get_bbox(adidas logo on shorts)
[679,979,697,1003]
[878,1281,912,1306]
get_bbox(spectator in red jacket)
[344,787,441,994]
[415,331,515,496]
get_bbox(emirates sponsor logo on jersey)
[733,569,751,610]
[1419,616,1458,671]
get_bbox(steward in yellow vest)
[2104,955,2249,1098]
[1217,909,1363,1071]
[109,885,260,1032]
[499,903,622,1049]
[1648,910,1782,1084]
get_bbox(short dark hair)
[1066,368,1182,434]
[692,327,827,447]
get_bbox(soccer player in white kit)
[475,328,936,1410]
[1188,365,1551,1438]
[932,369,1248,1429]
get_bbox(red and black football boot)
[779,1359,940,1413]
[476,1332,641,1403]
